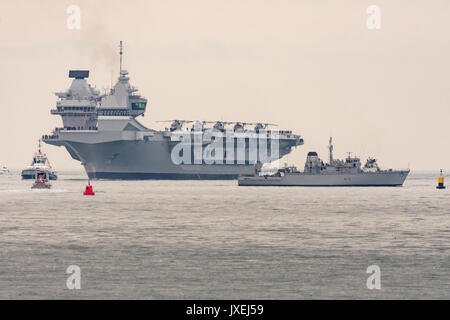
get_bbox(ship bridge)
[98,69,147,118]
[50,70,100,131]
[98,41,148,118]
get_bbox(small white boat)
[22,140,57,180]
[0,166,9,174]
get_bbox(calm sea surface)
[0,171,448,299]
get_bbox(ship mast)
[328,137,333,165]
[119,40,123,73]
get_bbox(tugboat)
[31,170,52,189]
[22,140,57,180]
[238,137,410,187]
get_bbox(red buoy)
[83,181,95,195]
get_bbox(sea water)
[0,171,448,299]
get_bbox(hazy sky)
[1,0,449,170]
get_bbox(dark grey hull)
[88,172,239,180]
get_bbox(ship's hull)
[238,170,410,186]
[89,172,242,180]
[31,183,52,189]
[47,139,285,180]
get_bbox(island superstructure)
[43,42,304,179]
[238,137,410,186]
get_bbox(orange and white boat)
[31,170,52,189]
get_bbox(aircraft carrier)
[42,42,304,179]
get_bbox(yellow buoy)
[436,169,446,189]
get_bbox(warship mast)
[328,137,333,165]
[119,40,123,73]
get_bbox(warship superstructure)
[43,42,304,179]
[238,137,410,186]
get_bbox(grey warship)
[238,137,410,186]
[42,42,304,179]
